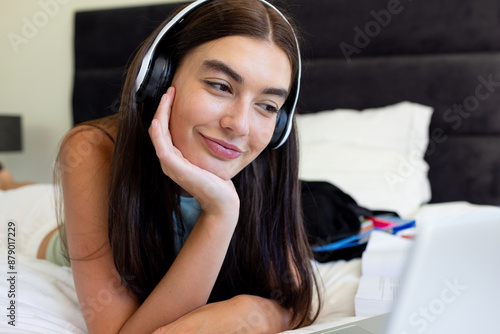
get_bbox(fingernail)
[151,119,158,128]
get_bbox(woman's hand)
[148,87,239,218]
[151,295,292,334]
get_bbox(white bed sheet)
[0,185,493,333]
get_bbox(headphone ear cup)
[270,108,288,148]
[139,54,174,113]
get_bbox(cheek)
[168,104,186,146]
[251,117,277,149]
[168,93,224,149]
[168,96,203,149]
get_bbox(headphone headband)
[135,0,301,149]
[135,0,211,92]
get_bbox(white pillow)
[296,101,433,218]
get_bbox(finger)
[149,87,176,153]
[151,327,166,334]
[149,96,189,181]
[149,117,183,172]
[149,118,169,155]
[152,86,176,137]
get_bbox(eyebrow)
[201,59,289,99]
[262,87,289,99]
[202,60,243,84]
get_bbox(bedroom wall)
[0,0,187,184]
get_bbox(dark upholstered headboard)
[73,0,500,205]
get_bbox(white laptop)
[312,204,500,334]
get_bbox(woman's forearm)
[152,294,293,334]
[119,210,239,334]
[238,295,293,333]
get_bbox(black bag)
[301,181,396,262]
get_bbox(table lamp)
[0,115,22,152]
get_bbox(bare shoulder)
[58,116,118,177]
[57,115,118,241]
[58,116,118,259]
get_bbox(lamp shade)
[0,115,22,152]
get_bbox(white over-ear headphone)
[135,0,301,149]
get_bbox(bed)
[1,0,499,332]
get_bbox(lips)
[201,134,242,160]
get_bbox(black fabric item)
[301,181,366,262]
[301,181,367,247]
[301,181,399,262]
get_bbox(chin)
[195,160,242,181]
[212,166,241,181]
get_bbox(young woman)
[45,0,320,332]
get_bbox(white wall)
[0,0,185,183]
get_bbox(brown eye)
[259,104,278,114]
[266,105,278,113]
[205,81,232,94]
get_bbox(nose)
[220,99,250,136]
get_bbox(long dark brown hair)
[107,0,320,327]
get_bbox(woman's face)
[170,35,292,180]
